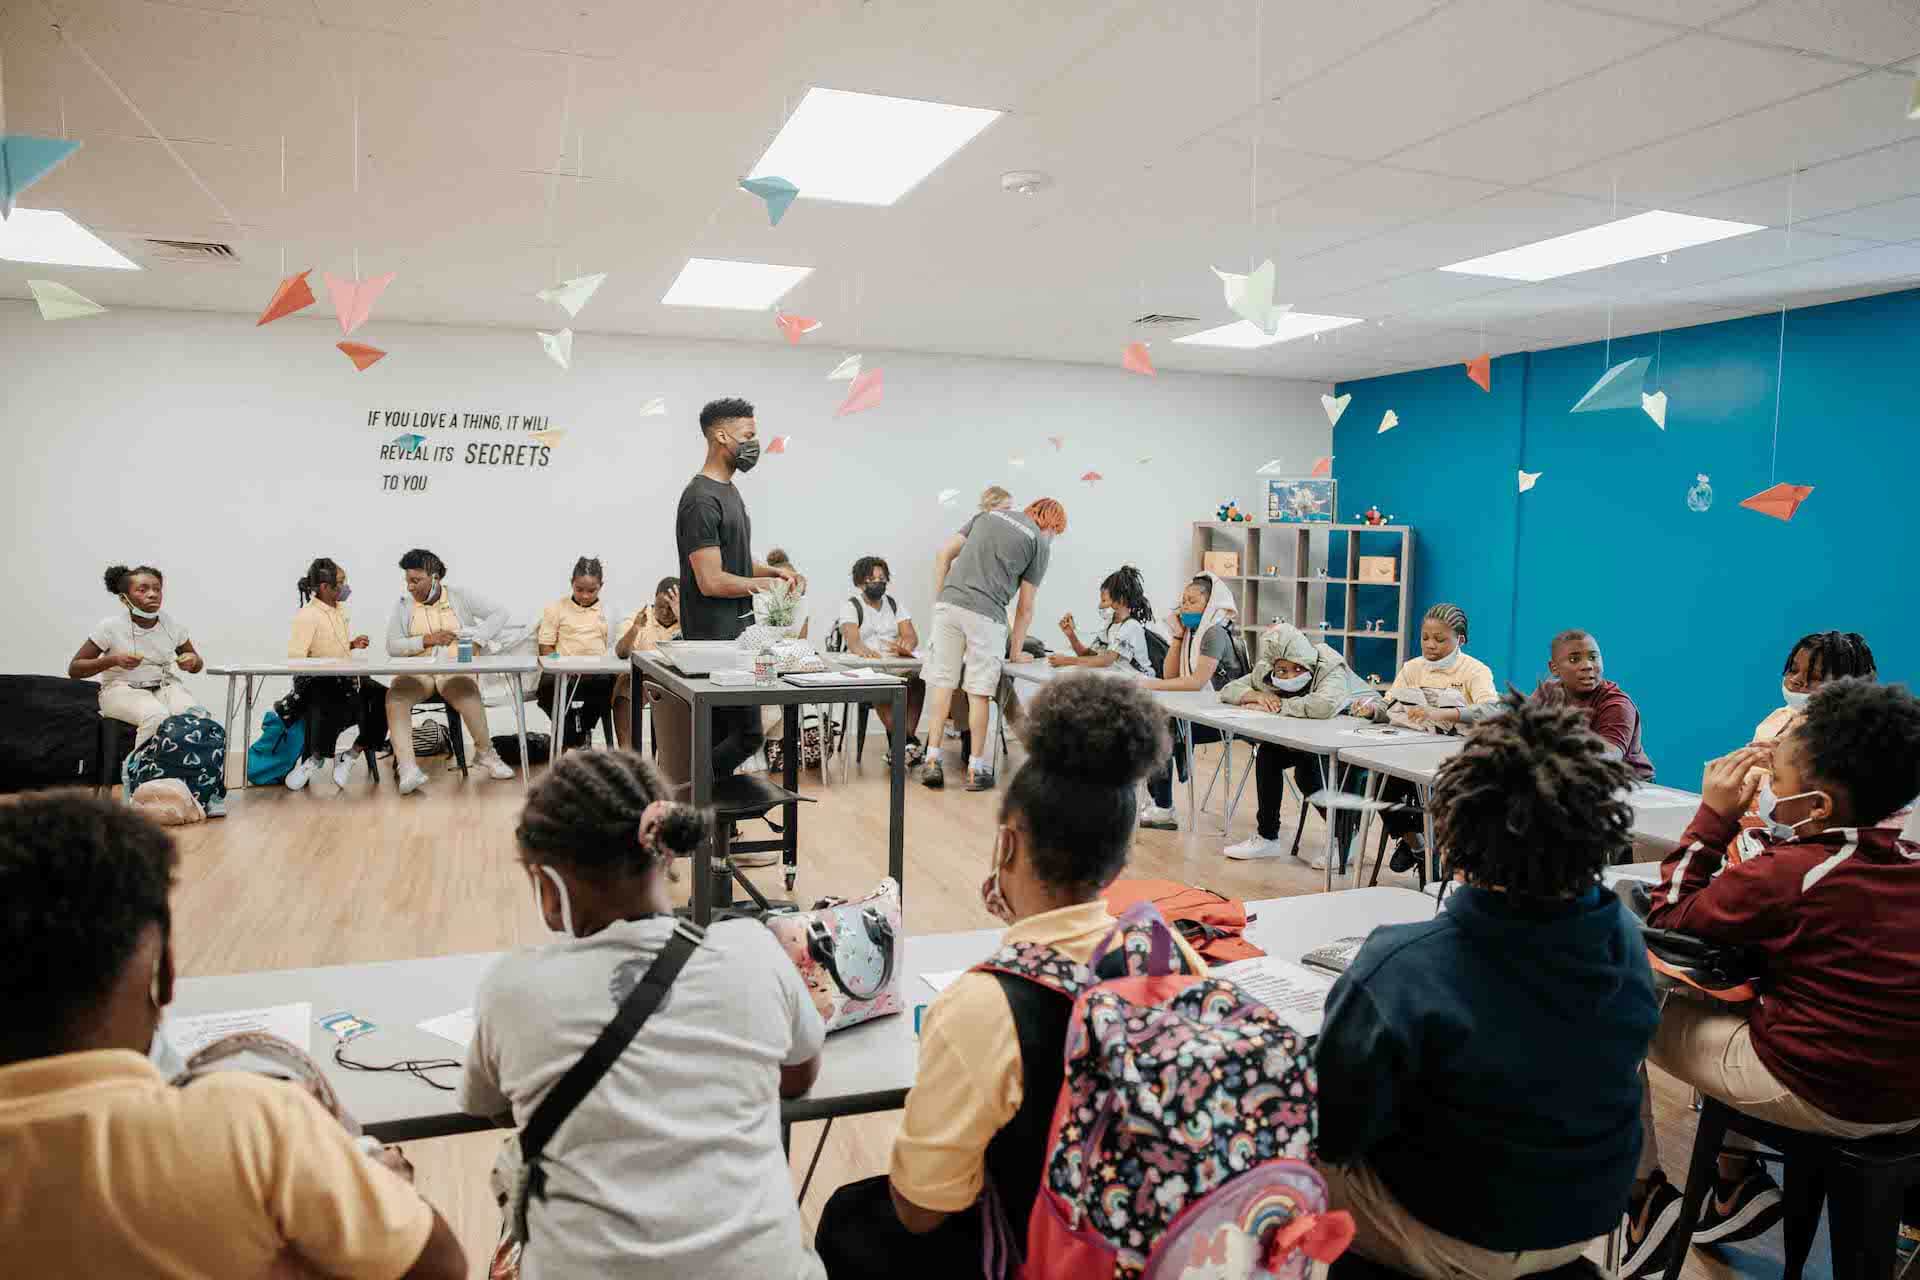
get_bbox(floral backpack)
[975,903,1354,1280]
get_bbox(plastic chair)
[1662,1094,1920,1280]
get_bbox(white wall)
[1,301,1328,728]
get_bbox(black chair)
[1330,1251,1606,1278]
[299,699,383,787]
[98,717,136,793]
[411,697,468,779]
[1662,1094,1920,1280]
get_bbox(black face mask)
[862,582,888,603]
[731,438,761,473]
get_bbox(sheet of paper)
[1629,785,1701,809]
[1121,341,1154,375]
[1641,389,1668,429]
[417,1007,477,1050]
[1519,469,1541,492]
[256,269,316,326]
[538,327,573,370]
[1465,352,1491,392]
[167,1002,313,1058]
[536,272,605,318]
[324,271,395,337]
[836,368,883,416]
[1335,725,1446,743]
[1214,957,1334,1037]
[1377,409,1399,434]
[827,354,862,381]
[28,278,106,320]
[775,312,820,344]
[740,175,799,225]
[921,970,964,993]
[337,341,386,371]
[1570,355,1650,413]
[1321,392,1350,426]
[1739,481,1813,522]
[2,134,82,216]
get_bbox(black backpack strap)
[518,919,703,1164]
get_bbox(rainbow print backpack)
[975,903,1354,1280]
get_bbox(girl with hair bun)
[68,563,205,740]
[460,747,828,1280]
[816,673,1204,1275]
[283,557,386,791]
[535,556,617,751]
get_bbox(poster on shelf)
[1264,477,1336,523]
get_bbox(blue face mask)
[1179,611,1203,630]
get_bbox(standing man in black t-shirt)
[675,398,806,783]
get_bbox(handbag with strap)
[489,919,705,1278]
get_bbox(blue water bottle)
[457,637,474,663]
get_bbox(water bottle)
[457,637,474,663]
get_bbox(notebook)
[1299,936,1369,976]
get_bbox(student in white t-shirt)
[67,564,205,741]
[834,556,924,763]
[460,749,827,1280]
[1051,565,1160,677]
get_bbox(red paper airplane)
[775,312,820,345]
[835,369,883,417]
[1311,455,1332,477]
[1122,342,1154,376]
[256,269,316,326]
[1081,470,1103,485]
[766,435,790,454]
[1739,482,1813,522]
[336,341,386,371]
[1465,353,1491,392]
[1048,435,1065,451]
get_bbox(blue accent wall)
[1333,286,1920,785]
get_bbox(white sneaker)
[1224,834,1287,860]
[1139,805,1180,831]
[1304,850,1329,871]
[475,751,515,781]
[397,764,430,795]
[284,757,316,792]
[332,750,354,789]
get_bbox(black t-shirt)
[675,474,754,640]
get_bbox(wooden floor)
[167,741,1819,1279]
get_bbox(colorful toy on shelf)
[1354,506,1392,527]
[1215,500,1251,523]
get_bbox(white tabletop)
[208,655,539,678]
[538,654,631,674]
[825,652,923,673]
[1337,737,1465,782]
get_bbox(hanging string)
[1248,0,1263,273]
[279,134,286,277]
[1653,330,1662,386]
[351,71,360,281]
[1769,165,1796,485]
[1603,173,1619,369]
[543,58,577,286]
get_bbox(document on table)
[1629,784,1700,809]
[166,1002,313,1057]
[417,1007,477,1050]
[920,970,965,993]
[1210,708,1279,723]
[1213,957,1336,1037]
[1335,725,1447,743]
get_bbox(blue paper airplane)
[2,135,82,218]
[1569,356,1650,413]
[390,433,427,452]
[739,175,799,226]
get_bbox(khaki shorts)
[1321,1160,1594,1280]
[923,602,1007,697]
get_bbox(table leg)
[1183,719,1197,835]
[509,675,531,787]
[1355,769,1384,871]
[222,675,239,788]
[888,688,905,889]
[242,676,258,790]
[690,698,714,925]
[1322,753,1342,894]
[783,705,799,892]
[1421,785,1438,885]
[547,671,566,759]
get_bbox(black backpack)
[1141,627,1171,677]
[826,594,897,653]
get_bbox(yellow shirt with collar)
[409,592,462,661]
[0,1049,432,1279]
[288,598,354,659]
[1386,651,1498,704]
[889,900,1208,1213]
[538,595,611,657]
[618,606,681,652]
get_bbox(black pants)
[816,1175,985,1280]
[1253,744,1361,869]
[297,676,387,762]
[534,672,616,749]
[1378,777,1423,840]
[1146,721,1222,808]
[712,703,764,778]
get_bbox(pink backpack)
[975,904,1354,1280]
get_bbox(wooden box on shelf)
[1202,550,1241,578]
[1358,555,1398,584]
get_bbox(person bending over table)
[1315,694,1658,1280]
[836,555,924,763]
[1135,572,1248,831]
[814,674,1203,1279]
[915,497,1065,792]
[383,547,515,794]
[0,792,466,1280]
[1219,622,1372,868]
[460,749,825,1280]
[1622,680,1920,1277]
[535,556,617,750]
[284,557,388,791]
[612,577,681,750]
[69,563,206,742]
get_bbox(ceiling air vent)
[141,238,238,264]
[1132,313,1200,326]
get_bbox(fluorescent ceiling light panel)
[661,258,812,310]
[1174,313,1364,349]
[747,87,1002,206]
[1439,210,1765,282]
[0,209,140,270]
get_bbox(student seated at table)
[1219,622,1372,868]
[1753,629,1875,743]
[835,555,924,763]
[612,577,681,749]
[813,674,1201,1280]
[284,556,388,791]
[68,563,206,742]
[383,547,515,794]
[1623,679,1920,1277]
[460,749,826,1280]
[535,556,618,750]
[0,792,466,1280]
[1316,694,1659,1280]
[1050,564,1159,675]
[1135,572,1248,831]
[1531,628,1655,782]
[1349,603,1499,873]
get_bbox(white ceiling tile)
[1645,240,1920,307]
[1259,0,1451,95]
[1547,227,1880,294]
[1566,0,1760,25]
[1262,166,1508,251]
[1681,134,1920,223]
[1288,188,1617,291]
[1709,0,1920,65]
[1308,268,1517,318]
[1799,194,1920,240]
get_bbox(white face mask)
[1268,670,1312,694]
[1781,682,1810,711]
[128,602,160,621]
[1755,776,1828,840]
[1097,607,1115,628]
[531,865,577,938]
[1426,647,1461,671]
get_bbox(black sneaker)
[1388,839,1421,874]
[1622,1177,1685,1279]
[922,760,945,789]
[1693,1167,1783,1246]
[903,740,926,769]
[966,766,996,792]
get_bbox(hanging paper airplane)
[536,272,606,318]
[27,279,105,320]
[1311,456,1332,477]
[1641,390,1668,429]
[389,433,426,451]
[836,368,883,416]
[1739,482,1813,522]
[1137,456,1153,464]
[1322,393,1350,427]
[1122,342,1155,376]
[337,341,386,371]
[1377,410,1399,434]
[766,435,790,454]
[937,488,961,506]
[324,271,396,337]
[256,269,316,326]
[529,428,565,446]
[1570,356,1650,413]
[1,135,81,218]
[1255,459,1287,475]
[1465,353,1491,393]
[827,354,862,381]
[775,312,821,344]
[538,327,573,370]
[1518,469,1542,493]
[1048,435,1065,451]
[740,175,799,226]
[1008,456,1026,468]
[1081,470,1103,485]
[1211,259,1287,333]
[638,397,667,417]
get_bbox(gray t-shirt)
[460,917,827,1280]
[937,510,1051,622]
[1192,624,1240,689]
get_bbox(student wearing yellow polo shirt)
[0,792,466,1280]
[536,556,618,750]
[284,557,388,791]
[612,577,682,749]
[814,674,1201,1278]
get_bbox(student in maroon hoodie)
[1621,678,1920,1277]
[1531,630,1655,782]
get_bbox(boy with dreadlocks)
[1314,694,1660,1279]
[1052,565,1160,676]
[1752,629,1875,744]
[1623,679,1920,1276]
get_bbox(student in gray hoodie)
[383,548,515,794]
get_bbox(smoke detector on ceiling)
[1000,170,1053,196]
[139,237,239,264]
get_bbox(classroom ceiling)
[3,0,1919,381]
